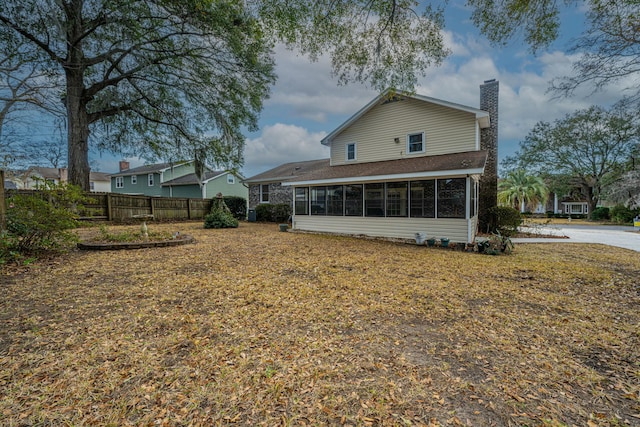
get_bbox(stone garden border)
[77,235,195,251]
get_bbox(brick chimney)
[119,160,130,172]
[58,168,68,183]
[478,79,499,232]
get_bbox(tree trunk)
[66,79,90,191]
[64,0,90,191]
[585,185,598,219]
[0,169,6,231]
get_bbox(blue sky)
[8,1,633,178]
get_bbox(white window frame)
[346,142,357,161]
[260,184,270,203]
[407,131,425,154]
[131,175,137,184]
[227,174,235,184]
[148,173,154,186]
[115,176,124,188]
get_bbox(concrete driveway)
[513,224,640,252]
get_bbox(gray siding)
[330,98,477,165]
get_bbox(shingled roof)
[282,151,488,185]
[243,159,331,184]
[161,171,226,186]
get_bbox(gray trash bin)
[248,209,256,222]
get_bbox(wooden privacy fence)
[5,190,214,221]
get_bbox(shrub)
[3,182,85,261]
[204,194,238,228]
[590,207,610,221]
[204,211,238,229]
[487,206,521,237]
[255,204,272,222]
[609,204,636,224]
[271,204,291,223]
[255,203,291,222]
[479,232,514,255]
[224,196,247,220]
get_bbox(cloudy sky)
[47,1,634,177]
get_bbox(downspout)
[291,186,295,229]
[467,176,472,243]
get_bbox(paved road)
[512,224,640,252]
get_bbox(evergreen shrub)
[487,206,522,237]
[223,196,247,220]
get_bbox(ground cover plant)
[1,222,638,426]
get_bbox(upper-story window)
[227,174,235,184]
[148,173,154,186]
[131,175,137,184]
[115,176,124,188]
[346,143,356,161]
[407,132,425,154]
[260,184,270,203]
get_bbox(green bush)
[487,206,522,237]
[609,205,636,224]
[590,207,610,221]
[2,182,85,263]
[223,196,247,220]
[204,195,238,228]
[255,203,291,222]
[255,204,271,222]
[271,204,291,223]
[204,211,238,229]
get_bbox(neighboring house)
[89,172,111,192]
[22,166,68,188]
[110,160,246,199]
[3,180,18,190]
[532,192,590,215]
[5,167,111,193]
[245,81,499,243]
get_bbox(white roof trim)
[321,90,490,146]
[282,167,485,186]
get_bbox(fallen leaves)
[1,222,639,426]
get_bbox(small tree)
[204,194,238,229]
[498,169,548,212]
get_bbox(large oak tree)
[0,0,450,190]
[505,103,640,217]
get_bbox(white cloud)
[243,123,329,177]
[266,45,378,122]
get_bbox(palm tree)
[498,169,548,212]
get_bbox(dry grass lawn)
[1,222,639,426]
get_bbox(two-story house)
[245,81,499,243]
[110,160,247,200]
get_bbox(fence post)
[106,193,113,220]
[187,198,192,219]
[150,197,156,218]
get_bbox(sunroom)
[282,151,487,243]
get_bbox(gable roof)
[110,161,192,177]
[283,151,488,186]
[321,89,491,146]
[27,166,62,180]
[90,171,110,182]
[244,159,331,184]
[161,171,227,186]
